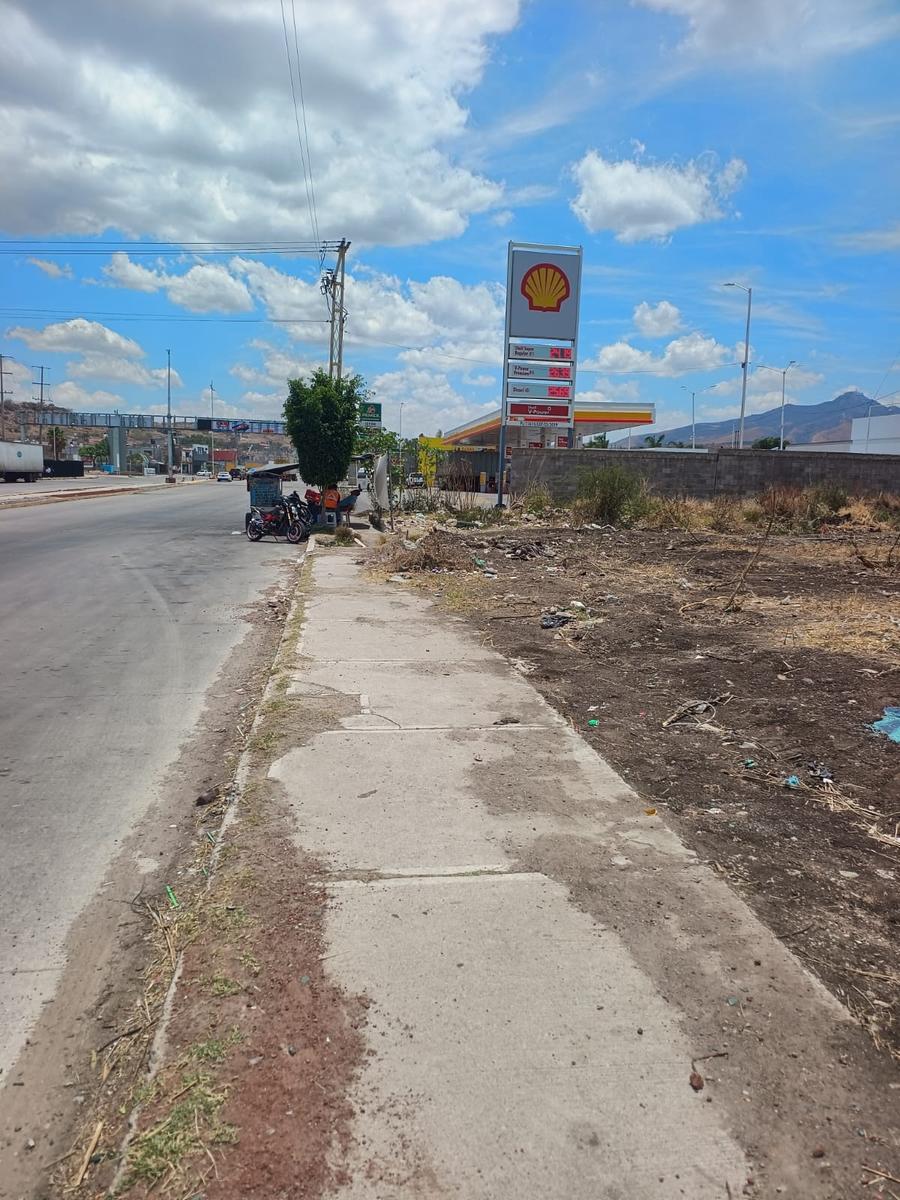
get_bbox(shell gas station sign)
[499,242,582,438]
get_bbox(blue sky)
[2,0,899,438]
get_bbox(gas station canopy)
[443,399,656,448]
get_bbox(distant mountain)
[615,390,900,448]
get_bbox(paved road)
[0,484,299,1073]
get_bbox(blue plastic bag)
[870,707,900,744]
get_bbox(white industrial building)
[792,412,900,454]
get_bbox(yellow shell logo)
[521,262,570,313]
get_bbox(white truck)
[1,440,44,483]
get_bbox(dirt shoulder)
[33,545,369,1200]
[388,524,900,1067]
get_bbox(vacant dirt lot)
[393,523,900,1063]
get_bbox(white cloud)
[699,366,824,417]
[635,0,900,64]
[103,253,253,312]
[633,300,682,337]
[7,318,143,358]
[230,259,505,368]
[583,331,739,377]
[67,353,184,389]
[837,224,900,252]
[1,1,518,245]
[27,257,73,279]
[371,365,491,437]
[229,344,327,390]
[571,150,747,242]
[52,381,126,410]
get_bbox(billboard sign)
[358,401,382,429]
[507,382,573,401]
[507,403,571,420]
[497,243,582,479]
[509,343,573,361]
[507,247,582,341]
[508,361,573,381]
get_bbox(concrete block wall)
[509,448,900,501]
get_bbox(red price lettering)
[550,347,572,359]
[548,386,570,398]
[548,366,571,379]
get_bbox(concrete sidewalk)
[270,550,883,1198]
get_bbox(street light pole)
[756,361,796,450]
[724,283,753,448]
[209,381,215,474]
[166,348,174,475]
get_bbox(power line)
[1,307,329,325]
[0,239,342,256]
[279,0,318,246]
[290,0,320,254]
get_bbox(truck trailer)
[1,440,44,483]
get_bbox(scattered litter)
[662,693,732,728]
[300,974,311,986]
[587,704,599,712]
[205,832,217,845]
[726,995,739,1006]
[587,718,600,727]
[783,775,801,789]
[474,558,486,568]
[644,807,657,816]
[195,785,221,807]
[541,612,572,629]
[493,715,520,726]
[807,760,834,783]
[870,706,900,744]
[165,885,180,909]
[838,870,859,880]
[743,758,757,769]
[689,1071,705,1092]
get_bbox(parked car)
[406,472,425,487]
[196,469,211,478]
[216,471,232,482]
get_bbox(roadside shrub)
[747,485,844,531]
[708,496,744,532]
[523,483,553,516]
[871,493,900,529]
[572,466,650,527]
[811,482,848,513]
[333,524,355,545]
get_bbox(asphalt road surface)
[0,484,300,1074]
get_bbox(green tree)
[643,434,666,447]
[586,433,609,448]
[46,427,66,457]
[79,436,109,463]
[284,370,363,487]
[752,436,785,450]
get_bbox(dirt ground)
[394,524,900,1065]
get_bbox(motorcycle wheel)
[286,521,304,544]
[247,519,264,541]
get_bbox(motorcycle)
[246,496,307,543]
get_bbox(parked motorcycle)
[246,497,306,543]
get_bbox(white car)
[216,471,232,482]
[196,469,211,478]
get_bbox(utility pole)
[724,283,753,448]
[209,382,216,473]
[32,364,48,448]
[0,353,11,442]
[166,349,174,475]
[324,239,350,381]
